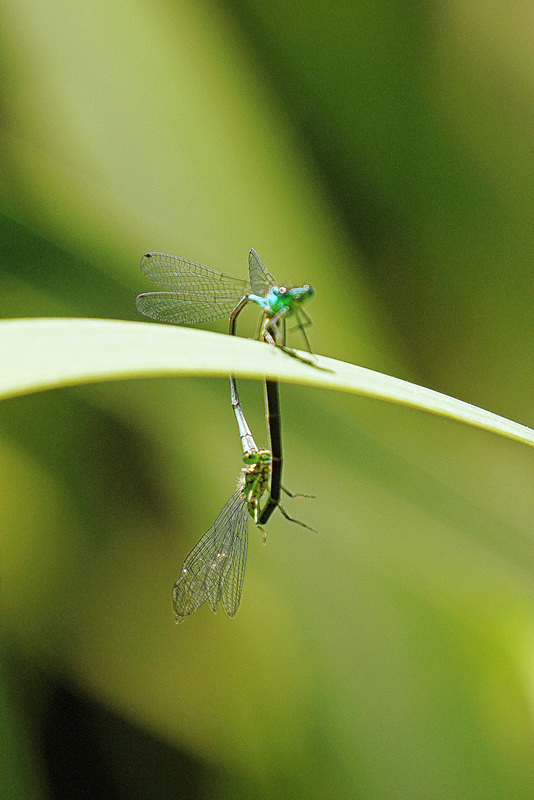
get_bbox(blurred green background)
[2,1,534,798]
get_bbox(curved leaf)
[1,317,533,448]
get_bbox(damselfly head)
[242,449,271,466]
[272,283,313,300]
[286,284,314,302]
[258,450,272,466]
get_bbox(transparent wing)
[141,252,249,294]
[218,504,250,617]
[248,248,277,296]
[172,491,249,623]
[138,252,251,325]
[136,291,243,324]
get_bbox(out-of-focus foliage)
[2,1,534,799]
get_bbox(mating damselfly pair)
[136,248,317,622]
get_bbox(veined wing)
[141,252,249,295]
[172,491,249,623]
[248,248,277,296]
[136,291,242,324]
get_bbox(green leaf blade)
[1,317,533,449]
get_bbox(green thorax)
[239,449,271,520]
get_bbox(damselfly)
[136,248,315,359]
